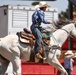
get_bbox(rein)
[51,45,61,50]
[61,29,75,39]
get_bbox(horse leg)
[0,55,10,75]
[11,57,21,75]
[47,51,68,75]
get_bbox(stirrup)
[35,53,43,59]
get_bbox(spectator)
[64,50,74,75]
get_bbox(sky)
[0,0,68,14]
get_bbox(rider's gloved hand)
[50,22,53,24]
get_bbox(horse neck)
[51,23,75,47]
[62,23,76,38]
[61,23,75,33]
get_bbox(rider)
[30,1,53,59]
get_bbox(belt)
[34,25,41,28]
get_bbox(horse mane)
[54,19,75,29]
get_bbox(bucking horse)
[0,22,76,75]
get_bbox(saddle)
[18,29,35,45]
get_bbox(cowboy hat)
[65,50,74,55]
[35,1,51,9]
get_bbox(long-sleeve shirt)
[64,56,73,70]
[32,10,50,25]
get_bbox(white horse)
[0,23,76,75]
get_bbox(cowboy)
[30,1,52,59]
[64,50,75,75]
